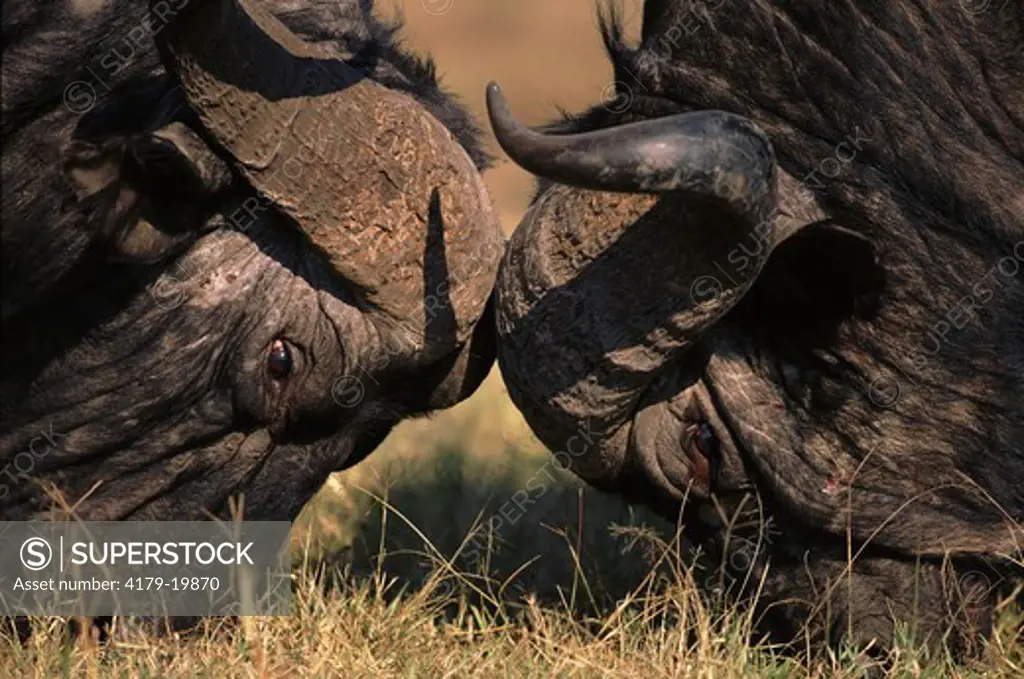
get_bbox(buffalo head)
[0,0,503,520]
[490,0,1023,655]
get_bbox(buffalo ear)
[739,220,886,343]
[62,123,232,265]
[776,221,885,321]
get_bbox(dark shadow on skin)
[423,188,458,355]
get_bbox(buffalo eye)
[267,339,293,380]
[695,422,719,458]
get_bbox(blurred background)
[295,0,668,611]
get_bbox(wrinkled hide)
[0,0,504,521]
[493,0,1023,656]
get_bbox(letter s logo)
[21,537,52,571]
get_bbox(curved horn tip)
[485,82,508,124]
[486,81,535,163]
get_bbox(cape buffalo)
[1,0,503,521]
[488,0,1023,656]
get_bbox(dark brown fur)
[496,0,1024,657]
[0,0,496,521]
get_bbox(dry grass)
[3,416,1021,677]
[3,387,1021,678]
[3,3,1020,677]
